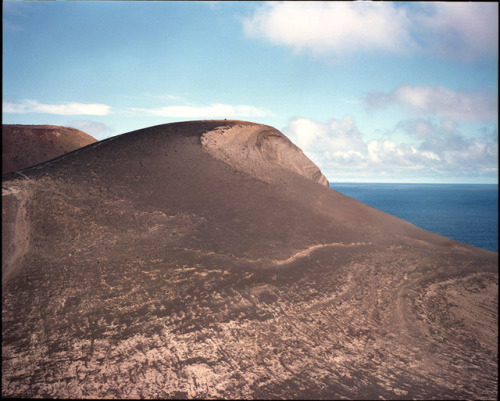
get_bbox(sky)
[2,1,498,183]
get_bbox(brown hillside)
[2,124,97,175]
[2,120,497,399]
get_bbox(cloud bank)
[3,99,111,115]
[243,2,498,60]
[365,85,498,122]
[3,98,272,121]
[244,1,412,56]
[128,103,273,118]
[284,116,498,182]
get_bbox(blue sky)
[3,1,498,183]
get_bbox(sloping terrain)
[2,120,497,399]
[2,124,97,175]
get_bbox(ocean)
[330,183,499,253]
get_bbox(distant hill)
[2,124,97,175]
[2,120,497,399]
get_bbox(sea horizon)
[330,181,498,185]
[330,182,498,253]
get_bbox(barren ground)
[2,120,497,399]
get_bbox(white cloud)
[414,2,499,61]
[3,99,111,115]
[283,116,498,182]
[243,1,412,57]
[128,103,273,118]
[365,85,498,122]
[285,117,327,150]
[287,116,367,162]
[243,2,498,60]
[66,119,114,139]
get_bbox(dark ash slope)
[2,120,497,399]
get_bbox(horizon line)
[329,181,499,185]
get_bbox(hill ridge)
[2,120,497,399]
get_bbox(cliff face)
[2,120,498,399]
[2,124,97,175]
[200,122,329,186]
